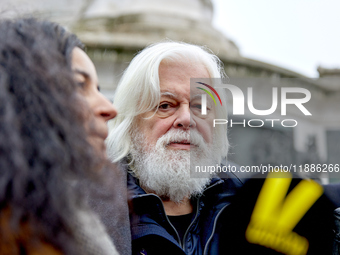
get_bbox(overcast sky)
[211,0,340,77]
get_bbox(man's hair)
[106,41,229,163]
[0,18,95,254]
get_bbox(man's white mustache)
[156,130,206,148]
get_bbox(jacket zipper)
[164,211,182,247]
[135,193,183,247]
[202,203,229,255]
[181,196,201,250]
[182,180,224,252]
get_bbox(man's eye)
[192,104,202,110]
[159,103,170,110]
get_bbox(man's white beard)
[130,129,219,203]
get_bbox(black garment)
[128,172,243,255]
[168,213,194,242]
[333,208,340,254]
[323,183,340,207]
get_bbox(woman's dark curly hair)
[0,18,98,254]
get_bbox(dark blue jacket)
[128,173,243,255]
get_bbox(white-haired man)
[106,41,243,254]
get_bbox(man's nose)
[173,105,196,129]
[96,94,118,121]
